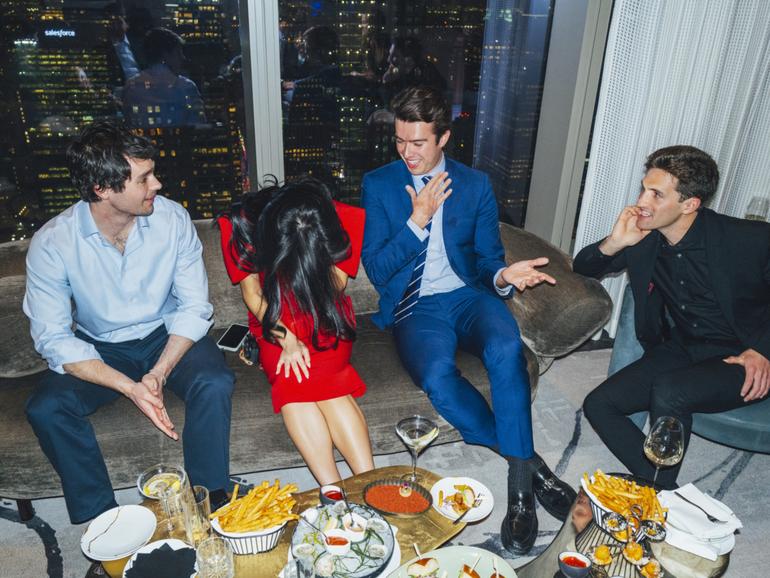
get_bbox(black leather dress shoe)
[500,491,537,555]
[532,463,577,522]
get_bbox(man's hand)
[277,329,311,383]
[497,257,556,291]
[599,206,651,256]
[141,370,166,396]
[724,348,770,401]
[407,172,452,229]
[126,381,178,439]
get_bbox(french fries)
[211,479,299,533]
[583,469,667,523]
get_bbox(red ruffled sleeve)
[217,215,250,285]
[333,201,365,278]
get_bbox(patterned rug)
[1,350,767,577]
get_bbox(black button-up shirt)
[653,212,738,347]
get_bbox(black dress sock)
[506,455,537,496]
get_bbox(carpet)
[1,349,767,578]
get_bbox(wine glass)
[396,415,439,484]
[643,416,684,486]
[196,537,234,578]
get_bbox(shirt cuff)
[46,338,103,375]
[406,218,430,242]
[493,268,513,297]
[164,312,213,343]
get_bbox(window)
[0,0,248,242]
[277,0,554,226]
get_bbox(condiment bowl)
[558,551,592,578]
[323,529,351,556]
[319,484,344,505]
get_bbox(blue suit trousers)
[393,286,534,459]
[26,325,234,523]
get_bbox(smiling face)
[395,119,449,175]
[636,168,700,241]
[97,157,162,218]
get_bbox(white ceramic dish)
[430,477,494,523]
[80,505,156,561]
[389,545,516,578]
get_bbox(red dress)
[217,201,367,413]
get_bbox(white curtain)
[574,0,770,336]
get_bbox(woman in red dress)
[218,179,374,484]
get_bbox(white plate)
[282,524,401,578]
[430,477,494,523]
[122,539,198,578]
[389,545,516,578]
[80,505,156,561]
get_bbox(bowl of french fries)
[210,480,299,555]
[581,470,667,539]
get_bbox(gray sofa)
[0,221,612,520]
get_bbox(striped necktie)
[393,175,433,325]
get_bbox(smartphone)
[216,323,250,352]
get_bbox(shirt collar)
[75,200,151,239]
[662,210,704,250]
[412,154,446,188]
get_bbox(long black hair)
[225,178,355,349]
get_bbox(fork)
[674,491,727,524]
[453,493,484,525]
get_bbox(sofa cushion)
[0,276,47,378]
[500,224,613,357]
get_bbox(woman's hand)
[277,329,311,383]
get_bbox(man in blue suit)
[361,86,576,554]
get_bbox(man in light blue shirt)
[362,86,576,555]
[23,121,234,524]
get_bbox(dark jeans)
[583,337,758,488]
[393,286,534,459]
[26,326,234,523]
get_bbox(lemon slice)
[143,473,181,497]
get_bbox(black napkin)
[124,543,196,578]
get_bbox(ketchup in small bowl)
[558,551,592,578]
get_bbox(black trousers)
[583,337,758,489]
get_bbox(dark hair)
[67,120,155,203]
[303,25,338,65]
[645,145,719,204]
[391,85,451,139]
[144,27,184,65]
[226,179,355,350]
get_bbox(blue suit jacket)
[361,157,509,329]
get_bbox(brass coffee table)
[237,465,464,576]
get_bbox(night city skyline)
[0,0,553,243]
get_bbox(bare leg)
[281,402,342,485]
[317,395,374,475]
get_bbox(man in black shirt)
[573,145,770,488]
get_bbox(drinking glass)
[396,415,439,484]
[184,485,212,546]
[196,537,234,578]
[744,196,770,222]
[643,416,684,486]
[158,484,188,540]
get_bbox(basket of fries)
[581,470,667,537]
[210,480,299,555]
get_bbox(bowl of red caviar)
[363,478,433,518]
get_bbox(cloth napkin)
[124,543,196,578]
[658,483,742,560]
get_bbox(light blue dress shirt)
[406,154,512,297]
[23,196,213,374]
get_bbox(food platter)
[363,478,433,518]
[389,545,516,578]
[291,502,395,578]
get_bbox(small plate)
[122,539,197,578]
[430,477,493,523]
[392,545,516,577]
[81,505,156,561]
